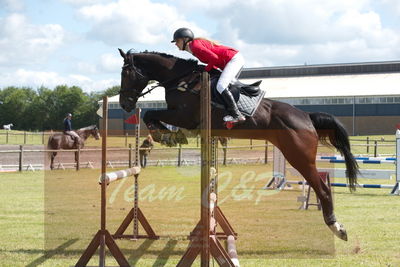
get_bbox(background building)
[100,60,400,136]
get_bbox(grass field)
[1,163,399,267]
[0,129,397,156]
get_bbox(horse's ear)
[118,48,126,59]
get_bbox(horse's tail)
[309,112,359,191]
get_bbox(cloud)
[75,53,123,75]
[0,13,65,66]
[0,0,24,11]
[173,0,400,65]
[77,0,207,45]
[100,53,123,72]
[62,0,107,6]
[0,69,119,92]
[380,0,400,15]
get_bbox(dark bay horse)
[47,125,100,170]
[117,49,359,241]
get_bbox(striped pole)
[287,180,395,189]
[391,129,400,195]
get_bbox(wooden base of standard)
[113,207,159,240]
[75,230,130,267]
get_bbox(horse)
[117,49,359,241]
[139,134,154,168]
[3,123,13,130]
[47,125,100,170]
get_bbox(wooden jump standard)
[75,97,157,267]
[177,73,239,267]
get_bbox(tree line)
[0,85,120,131]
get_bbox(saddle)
[209,71,262,104]
[176,69,265,117]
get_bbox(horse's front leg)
[75,151,78,165]
[50,152,57,170]
[143,109,197,146]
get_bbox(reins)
[137,68,198,98]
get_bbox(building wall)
[294,104,400,135]
[99,107,164,136]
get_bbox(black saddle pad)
[209,72,264,117]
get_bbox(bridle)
[120,54,198,102]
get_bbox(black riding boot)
[220,89,245,122]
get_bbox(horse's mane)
[77,125,97,132]
[130,50,199,69]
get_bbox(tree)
[0,87,36,130]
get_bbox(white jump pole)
[391,129,400,195]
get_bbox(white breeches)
[65,131,80,139]
[216,52,245,94]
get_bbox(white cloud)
[77,62,98,75]
[100,53,123,72]
[75,53,123,75]
[0,0,24,11]
[380,0,400,15]
[172,0,400,66]
[0,13,65,66]
[62,0,107,6]
[77,0,208,45]
[0,69,119,92]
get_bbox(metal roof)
[240,60,400,78]
[244,72,400,98]
[105,60,400,103]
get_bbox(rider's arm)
[190,40,219,72]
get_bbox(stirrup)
[223,115,245,123]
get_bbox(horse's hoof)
[329,222,348,241]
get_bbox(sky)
[1,0,400,92]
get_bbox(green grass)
[1,164,399,266]
[1,129,396,155]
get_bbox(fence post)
[264,141,268,164]
[178,144,182,167]
[129,143,132,168]
[24,131,27,144]
[125,133,128,147]
[19,145,23,172]
[374,140,378,157]
[250,139,253,149]
[42,132,45,144]
[223,144,227,166]
[366,137,369,154]
[76,147,80,171]
[6,131,8,144]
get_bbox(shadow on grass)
[26,239,79,267]
[153,239,178,267]
[128,239,155,265]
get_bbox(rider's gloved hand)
[196,64,206,72]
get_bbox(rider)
[63,113,80,147]
[171,27,246,123]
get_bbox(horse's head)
[118,49,150,112]
[91,125,101,140]
[118,49,199,113]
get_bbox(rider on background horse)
[63,113,81,147]
[171,27,246,123]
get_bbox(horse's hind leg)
[277,131,348,241]
[295,164,348,241]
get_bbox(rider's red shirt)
[189,39,238,72]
